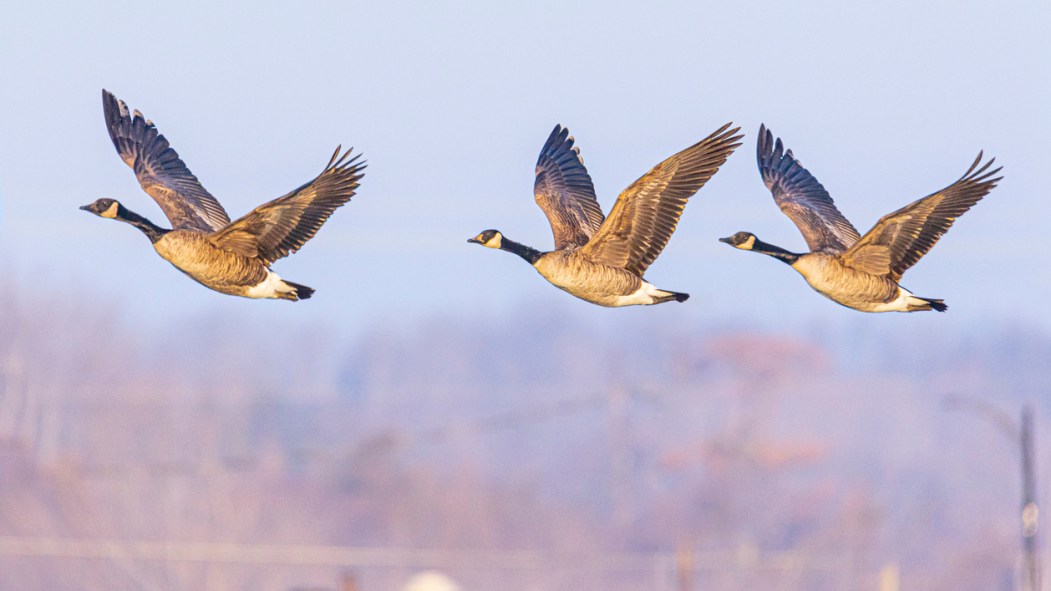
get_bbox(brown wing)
[534,125,604,249]
[210,147,365,264]
[581,123,742,276]
[103,90,231,232]
[841,152,1001,281]
[757,124,861,252]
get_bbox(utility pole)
[1020,404,1039,591]
[944,397,1041,591]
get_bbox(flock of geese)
[82,90,1002,313]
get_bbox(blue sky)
[0,1,1047,335]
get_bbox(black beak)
[467,238,481,244]
[79,205,93,212]
[718,236,733,244]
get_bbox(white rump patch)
[246,270,293,299]
[614,282,672,307]
[870,286,918,313]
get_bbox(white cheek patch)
[485,235,502,248]
[741,235,756,250]
[101,202,119,219]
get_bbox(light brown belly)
[532,251,645,307]
[153,231,268,297]
[791,253,900,312]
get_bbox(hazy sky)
[1,1,1047,335]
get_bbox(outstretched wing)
[757,124,861,252]
[103,90,231,232]
[210,147,364,265]
[581,123,742,276]
[841,152,1002,281]
[534,125,604,249]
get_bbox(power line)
[0,535,862,574]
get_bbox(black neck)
[753,238,801,265]
[500,237,542,264]
[117,205,169,244]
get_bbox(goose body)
[721,125,1001,313]
[150,230,295,299]
[789,253,928,312]
[470,123,742,307]
[82,90,364,301]
[532,249,679,307]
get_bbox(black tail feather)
[653,290,689,304]
[927,298,947,312]
[910,296,947,312]
[285,280,314,301]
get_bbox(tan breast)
[791,253,900,310]
[153,230,268,294]
[533,251,643,306]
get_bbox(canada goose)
[469,123,742,307]
[720,125,1001,312]
[82,90,364,301]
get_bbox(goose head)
[80,198,123,219]
[719,231,757,250]
[468,229,503,249]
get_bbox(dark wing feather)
[210,147,364,264]
[581,123,742,276]
[842,152,1001,281]
[102,90,231,232]
[533,125,604,249]
[758,124,861,252]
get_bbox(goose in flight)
[720,124,1001,312]
[82,90,364,301]
[469,123,742,306]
